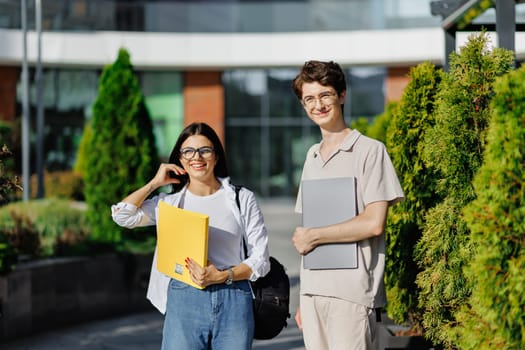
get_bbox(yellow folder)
[157,201,209,289]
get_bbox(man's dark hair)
[291,60,347,100]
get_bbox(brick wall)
[183,71,225,144]
[0,66,18,122]
[385,67,411,103]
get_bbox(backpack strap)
[233,184,242,211]
[232,183,248,258]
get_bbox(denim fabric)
[162,278,254,350]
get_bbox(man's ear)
[338,90,347,102]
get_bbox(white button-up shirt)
[111,177,270,314]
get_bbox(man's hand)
[295,307,303,330]
[292,201,390,255]
[292,226,316,255]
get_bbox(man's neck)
[319,126,352,159]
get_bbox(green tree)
[415,33,514,348]
[385,62,443,332]
[456,64,525,350]
[368,101,396,143]
[73,122,92,177]
[85,48,158,244]
[349,117,370,136]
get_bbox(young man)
[291,60,404,350]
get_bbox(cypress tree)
[415,33,514,348]
[85,48,158,244]
[73,122,92,177]
[349,117,370,136]
[456,64,525,350]
[367,101,396,143]
[385,62,443,332]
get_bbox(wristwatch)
[225,268,233,285]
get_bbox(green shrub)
[349,117,370,135]
[0,199,90,257]
[385,62,443,332]
[0,235,16,275]
[0,210,41,259]
[84,48,158,244]
[0,143,22,274]
[415,32,514,348]
[73,122,92,178]
[351,102,397,143]
[0,144,22,206]
[457,63,525,350]
[30,171,84,201]
[367,101,396,143]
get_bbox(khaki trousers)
[300,294,378,350]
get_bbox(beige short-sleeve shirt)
[295,129,404,308]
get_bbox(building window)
[141,71,183,159]
[14,68,183,173]
[16,69,98,171]
[223,66,386,197]
[347,67,386,121]
[223,69,317,197]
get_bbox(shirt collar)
[314,128,362,155]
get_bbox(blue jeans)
[162,278,254,350]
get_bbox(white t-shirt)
[111,177,271,314]
[183,187,243,270]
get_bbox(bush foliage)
[0,199,90,257]
[74,122,92,178]
[385,62,443,331]
[368,101,396,143]
[84,48,158,244]
[415,33,514,348]
[0,144,20,274]
[456,63,525,350]
[30,171,84,201]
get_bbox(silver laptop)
[301,177,358,269]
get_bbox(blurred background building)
[0,0,524,197]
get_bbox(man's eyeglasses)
[180,146,215,160]
[301,91,338,109]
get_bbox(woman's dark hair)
[291,60,347,100]
[167,122,229,193]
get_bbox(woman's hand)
[119,163,186,208]
[185,258,223,288]
[150,163,186,189]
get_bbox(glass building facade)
[223,67,386,196]
[0,0,443,32]
[4,0,522,197]
[13,64,385,196]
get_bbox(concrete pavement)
[1,198,305,350]
[0,309,306,350]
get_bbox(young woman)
[111,122,270,350]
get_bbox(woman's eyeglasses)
[179,146,215,160]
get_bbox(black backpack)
[234,185,291,340]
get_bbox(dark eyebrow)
[303,90,334,98]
